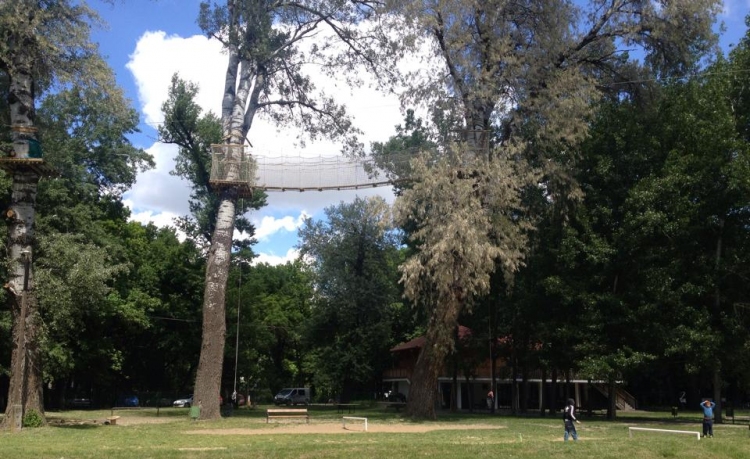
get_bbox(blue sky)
[88,0,750,265]
[91,0,399,265]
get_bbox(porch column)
[538,381,543,411]
[457,381,462,410]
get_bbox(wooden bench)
[266,408,309,423]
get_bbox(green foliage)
[0,0,102,89]
[369,109,438,195]
[159,74,265,248]
[21,408,44,428]
[299,196,402,398]
[226,260,314,395]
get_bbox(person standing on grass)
[486,389,494,410]
[563,398,580,441]
[700,399,715,437]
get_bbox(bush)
[22,409,44,428]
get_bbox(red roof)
[390,325,473,352]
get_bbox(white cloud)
[125,27,406,261]
[126,31,226,125]
[123,142,192,217]
[253,248,300,266]
[253,212,310,242]
[127,207,181,230]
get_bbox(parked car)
[173,395,193,408]
[273,388,310,406]
[173,394,224,407]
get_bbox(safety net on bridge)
[253,154,404,191]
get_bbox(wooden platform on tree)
[0,157,57,175]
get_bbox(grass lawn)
[1,405,749,459]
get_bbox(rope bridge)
[209,141,484,193]
[252,154,403,192]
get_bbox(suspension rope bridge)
[253,154,400,191]
[209,144,420,194]
[209,130,491,194]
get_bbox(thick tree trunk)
[193,194,236,419]
[2,61,45,429]
[193,47,253,419]
[404,305,460,419]
[548,368,557,415]
[2,171,43,428]
[607,375,617,420]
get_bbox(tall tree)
[393,148,529,418]
[386,0,721,418]
[298,196,401,400]
[159,75,263,251]
[0,0,149,427]
[224,260,313,399]
[190,0,390,419]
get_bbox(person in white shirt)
[563,398,580,441]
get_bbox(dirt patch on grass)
[47,416,180,427]
[113,416,179,426]
[186,422,505,435]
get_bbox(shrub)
[22,409,44,428]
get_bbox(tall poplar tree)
[192,0,390,419]
[387,0,721,418]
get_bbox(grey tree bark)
[1,60,44,429]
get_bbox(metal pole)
[233,263,241,402]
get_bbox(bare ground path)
[186,422,506,435]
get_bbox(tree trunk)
[540,367,547,416]
[2,172,44,428]
[510,354,517,415]
[450,359,458,412]
[548,368,557,415]
[193,194,235,419]
[404,307,460,419]
[713,367,723,424]
[2,60,45,429]
[521,367,529,413]
[712,225,723,423]
[607,375,617,420]
[193,46,254,419]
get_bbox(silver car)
[173,395,193,408]
[273,388,310,406]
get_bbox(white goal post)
[628,427,700,440]
[342,416,368,432]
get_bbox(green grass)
[1,406,749,459]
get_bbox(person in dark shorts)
[700,399,715,437]
[563,398,580,441]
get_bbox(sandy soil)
[186,421,506,435]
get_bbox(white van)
[273,387,310,406]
